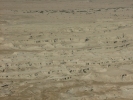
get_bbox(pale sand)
[0,0,133,100]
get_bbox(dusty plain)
[0,0,133,100]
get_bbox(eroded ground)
[0,0,133,100]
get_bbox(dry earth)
[0,0,133,100]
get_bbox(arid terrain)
[0,0,133,100]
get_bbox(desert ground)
[0,0,133,100]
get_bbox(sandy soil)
[0,0,133,100]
